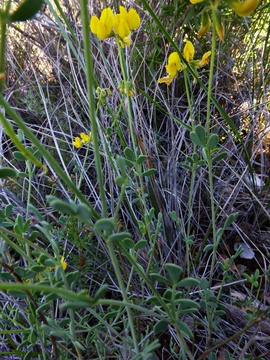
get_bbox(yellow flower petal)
[80,132,90,143]
[116,18,130,39]
[119,5,128,18]
[100,7,114,32]
[60,256,67,271]
[73,137,82,148]
[97,22,110,40]
[183,41,195,62]
[227,0,259,16]
[90,16,99,34]
[198,51,211,67]
[90,8,114,40]
[166,52,181,77]
[122,35,131,47]
[157,76,175,86]
[190,0,204,3]
[127,9,140,30]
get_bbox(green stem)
[80,0,107,217]
[117,42,137,153]
[0,2,11,93]
[106,239,139,354]
[206,7,217,138]
[207,5,218,287]
[183,69,196,276]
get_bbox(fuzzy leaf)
[154,320,170,335]
[0,167,17,178]
[9,0,44,22]
[165,263,183,284]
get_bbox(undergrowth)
[0,0,270,359]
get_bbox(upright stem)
[206,6,217,138]
[183,70,196,276]
[207,5,218,287]
[117,42,137,153]
[80,0,107,217]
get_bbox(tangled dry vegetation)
[0,0,270,359]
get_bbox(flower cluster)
[90,6,140,47]
[158,41,211,86]
[191,0,259,41]
[72,132,92,149]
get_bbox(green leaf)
[122,238,135,248]
[204,244,214,253]
[9,0,44,22]
[142,168,156,177]
[133,239,147,250]
[154,319,170,335]
[30,265,46,273]
[176,319,193,339]
[66,271,79,286]
[7,290,27,298]
[150,273,171,286]
[116,176,127,186]
[224,212,238,229]
[124,147,136,162]
[165,263,183,284]
[176,299,200,311]
[48,198,77,216]
[5,204,13,217]
[0,167,17,178]
[93,285,108,302]
[108,232,132,242]
[0,272,14,280]
[76,203,92,220]
[177,277,200,288]
[190,132,202,147]
[136,155,147,165]
[206,133,219,149]
[17,172,29,178]
[95,218,115,232]
[212,151,228,163]
[13,151,27,161]
[163,289,173,301]
[43,259,56,267]
[191,124,206,147]
[14,267,27,278]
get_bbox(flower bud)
[226,0,259,17]
[215,9,225,42]
[198,10,211,38]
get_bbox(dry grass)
[0,0,270,359]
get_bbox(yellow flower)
[80,132,91,144]
[118,81,135,97]
[198,51,212,67]
[113,7,140,47]
[226,0,259,16]
[90,6,140,47]
[73,136,82,148]
[190,0,204,3]
[60,256,67,271]
[49,256,67,271]
[114,14,130,39]
[73,132,92,148]
[90,7,114,40]
[119,6,141,31]
[198,10,211,38]
[157,75,175,86]
[183,41,195,62]
[158,42,211,86]
[158,52,181,85]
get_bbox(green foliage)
[0,0,269,358]
[9,0,44,22]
